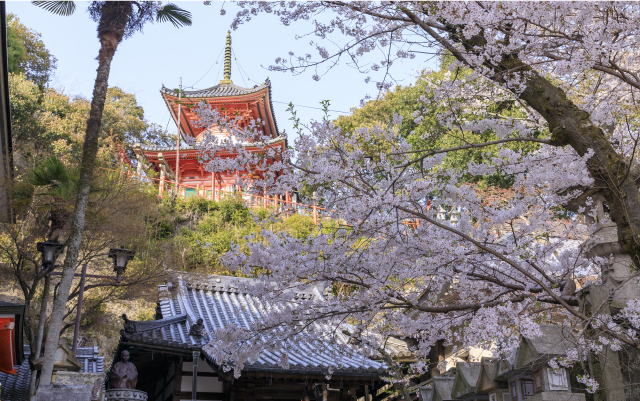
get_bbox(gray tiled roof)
[161,80,270,98]
[75,346,104,374]
[0,346,103,401]
[0,358,30,401]
[124,274,386,375]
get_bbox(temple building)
[134,32,289,203]
[110,272,388,401]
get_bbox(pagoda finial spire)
[220,31,233,84]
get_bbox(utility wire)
[214,52,225,84]
[231,48,248,87]
[179,44,354,115]
[272,100,353,114]
[188,48,225,89]
[234,50,259,86]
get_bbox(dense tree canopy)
[335,58,544,189]
[9,73,170,168]
[7,14,57,89]
[185,2,640,395]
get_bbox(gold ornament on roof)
[220,31,233,84]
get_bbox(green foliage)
[6,21,26,74]
[8,73,43,157]
[155,3,192,28]
[273,213,317,239]
[26,156,78,198]
[7,14,57,89]
[155,195,321,273]
[103,87,174,149]
[134,308,155,322]
[6,16,170,164]
[334,57,546,189]
[8,72,170,166]
[32,1,77,17]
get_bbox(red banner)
[0,318,16,374]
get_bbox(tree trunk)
[28,275,50,400]
[404,10,640,267]
[38,2,130,386]
[487,54,640,268]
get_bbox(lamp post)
[30,241,65,399]
[36,241,64,271]
[40,243,136,353]
[108,246,135,283]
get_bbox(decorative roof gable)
[476,358,502,393]
[451,362,482,399]
[514,325,573,370]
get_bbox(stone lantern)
[582,200,640,310]
[578,199,640,401]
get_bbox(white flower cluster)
[191,1,640,389]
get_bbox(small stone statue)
[110,350,138,389]
[189,318,205,338]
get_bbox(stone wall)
[44,371,105,401]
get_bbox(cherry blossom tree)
[191,1,640,394]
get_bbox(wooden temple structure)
[110,273,389,401]
[134,32,289,203]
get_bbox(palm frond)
[156,3,192,28]
[32,1,77,16]
[27,156,71,188]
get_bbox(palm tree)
[31,1,192,388]
[12,156,80,400]
[14,156,80,242]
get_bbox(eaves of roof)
[119,272,385,377]
[137,135,286,153]
[161,81,270,98]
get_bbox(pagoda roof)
[160,78,281,140]
[160,80,271,99]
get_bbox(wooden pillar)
[159,167,166,197]
[175,166,181,197]
[219,175,223,200]
[313,204,318,225]
[172,359,183,401]
[263,187,268,208]
[214,174,218,201]
[211,173,216,200]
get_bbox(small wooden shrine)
[134,32,288,202]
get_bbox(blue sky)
[8,1,435,141]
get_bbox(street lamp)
[36,241,64,270]
[108,246,135,283]
[40,245,136,353]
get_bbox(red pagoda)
[134,32,288,203]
